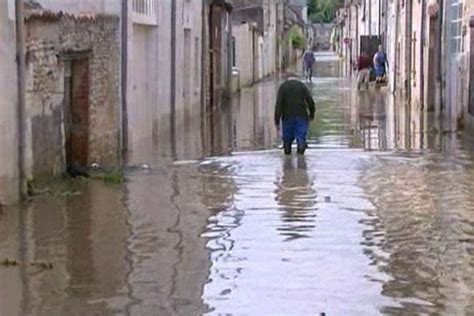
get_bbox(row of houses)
[0,0,310,204]
[334,0,474,133]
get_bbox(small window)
[450,1,463,54]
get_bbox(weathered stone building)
[231,0,284,89]
[0,1,20,203]
[39,0,233,162]
[24,9,121,179]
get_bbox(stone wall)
[24,11,121,179]
[0,1,19,203]
[35,0,121,15]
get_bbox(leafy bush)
[290,27,306,50]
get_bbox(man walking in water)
[275,73,316,155]
[303,47,316,82]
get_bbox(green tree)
[307,0,342,23]
[289,26,306,50]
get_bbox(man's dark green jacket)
[274,79,316,126]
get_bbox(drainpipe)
[226,13,233,99]
[406,0,413,100]
[121,0,129,158]
[437,0,444,120]
[420,0,426,111]
[170,0,177,155]
[200,1,207,153]
[393,0,399,93]
[420,0,427,142]
[226,9,233,148]
[15,0,26,198]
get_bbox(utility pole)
[15,0,26,198]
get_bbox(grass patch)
[90,168,125,184]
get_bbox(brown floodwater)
[1,52,474,315]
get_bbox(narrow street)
[1,53,474,315]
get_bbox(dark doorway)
[208,3,225,153]
[64,56,90,174]
[360,36,382,58]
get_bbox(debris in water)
[173,160,200,166]
[27,184,53,197]
[58,190,81,197]
[2,258,54,270]
[31,262,54,270]
[1,258,20,267]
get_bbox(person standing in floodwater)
[373,45,388,83]
[275,74,316,155]
[303,47,316,82]
[357,51,372,90]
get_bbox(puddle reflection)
[275,157,317,242]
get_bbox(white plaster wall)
[231,1,281,85]
[173,0,204,159]
[386,1,397,93]
[126,0,171,160]
[371,0,380,35]
[126,0,205,162]
[175,0,203,114]
[0,1,19,203]
[262,1,278,77]
[128,24,158,153]
[233,23,254,86]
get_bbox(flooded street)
[1,52,474,315]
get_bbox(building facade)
[336,0,474,132]
[24,9,121,179]
[1,0,308,202]
[230,0,285,90]
[0,0,20,203]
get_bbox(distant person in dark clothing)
[357,52,372,90]
[275,74,316,155]
[303,48,316,82]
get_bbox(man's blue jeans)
[282,117,309,147]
